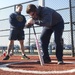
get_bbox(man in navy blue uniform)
[26,4,64,64]
[3,4,30,60]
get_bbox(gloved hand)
[25,18,35,28]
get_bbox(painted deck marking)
[0,61,75,74]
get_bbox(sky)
[0,0,70,46]
[0,0,30,8]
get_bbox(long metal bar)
[29,28,31,53]
[69,0,74,57]
[39,0,45,6]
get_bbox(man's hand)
[26,18,35,24]
[25,18,35,28]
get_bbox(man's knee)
[55,38,63,45]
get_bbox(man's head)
[16,4,23,13]
[26,4,38,19]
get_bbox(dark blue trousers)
[40,20,64,61]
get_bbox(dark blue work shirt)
[9,12,26,30]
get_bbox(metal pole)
[38,0,45,6]
[69,0,74,57]
[29,28,31,53]
[14,5,16,12]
